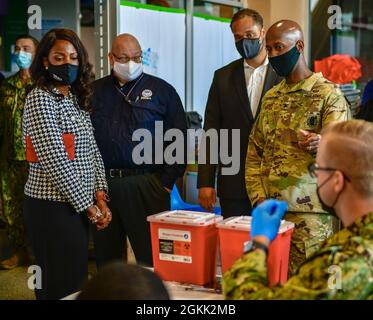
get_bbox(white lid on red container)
[147,210,223,226]
[216,216,294,233]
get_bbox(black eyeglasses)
[308,163,350,181]
[112,53,142,64]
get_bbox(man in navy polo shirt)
[91,33,187,267]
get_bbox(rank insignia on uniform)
[306,114,319,128]
[141,89,153,100]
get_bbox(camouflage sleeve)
[223,248,373,300]
[0,85,5,142]
[245,108,267,205]
[223,250,274,300]
[0,83,10,146]
[322,89,351,126]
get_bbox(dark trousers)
[23,196,89,300]
[219,197,252,218]
[92,173,170,269]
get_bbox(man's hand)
[198,187,216,212]
[298,129,321,154]
[254,197,266,207]
[164,186,171,193]
[250,199,288,243]
[252,235,270,248]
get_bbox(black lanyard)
[114,74,144,105]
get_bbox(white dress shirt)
[243,56,269,117]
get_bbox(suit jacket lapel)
[232,59,254,122]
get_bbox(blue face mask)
[14,51,33,70]
[235,38,261,60]
[47,63,79,85]
[268,44,301,77]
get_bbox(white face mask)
[113,60,143,82]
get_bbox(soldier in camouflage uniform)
[0,35,38,269]
[223,213,373,299]
[224,120,373,299]
[245,20,350,275]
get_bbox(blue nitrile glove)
[250,199,288,243]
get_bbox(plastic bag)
[314,54,362,84]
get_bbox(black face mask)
[47,63,79,85]
[316,174,342,218]
[268,44,301,77]
[235,38,261,60]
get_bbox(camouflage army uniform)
[0,72,32,250]
[245,73,351,275]
[223,212,373,300]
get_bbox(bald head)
[111,33,141,53]
[109,33,142,70]
[267,20,304,43]
[265,19,305,59]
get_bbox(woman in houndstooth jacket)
[22,28,111,300]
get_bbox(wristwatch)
[243,240,269,256]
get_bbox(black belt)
[105,168,158,178]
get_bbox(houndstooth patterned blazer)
[23,87,108,213]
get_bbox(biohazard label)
[158,229,192,264]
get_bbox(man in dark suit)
[197,8,282,218]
